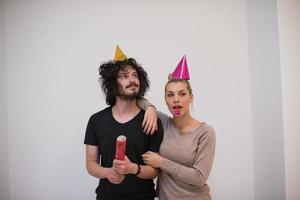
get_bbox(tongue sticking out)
[174,107,180,116]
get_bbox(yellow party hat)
[114,45,127,61]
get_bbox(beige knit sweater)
[157,112,216,200]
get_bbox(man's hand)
[113,156,137,175]
[142,106,158,135]
[103,167,125,184]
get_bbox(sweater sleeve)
[157,111,170,131]
[136,97,172,131]
[159,126,216,187]
[136,97,153,110]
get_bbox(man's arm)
[137,164,159,179]
[86,145,125,184]
[113,156,159,179]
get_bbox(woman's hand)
[142,106,158,135]
[142,151,164,168]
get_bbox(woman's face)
[165,81,193,117]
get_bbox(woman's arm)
[137,97,171,130]
[160,128,216,187]
[143,127,216,187]
[137,97,157,134]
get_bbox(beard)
[117,83,140,100]
[118,91,138,100]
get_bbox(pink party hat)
[172,55,190,80]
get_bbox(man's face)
[116,66,140,100]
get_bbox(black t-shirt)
[84,107,163,200]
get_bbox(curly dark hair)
[98,58,150,106]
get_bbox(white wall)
[246,1,285,199]
[0,0,10,200]
[277,1,300,200]
[6,1,98,199]
[2,0,292,200]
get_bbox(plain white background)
[1,0,299,200]
[277,1,300,199]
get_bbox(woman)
[140,56,216,200]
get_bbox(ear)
[190,93,194,102]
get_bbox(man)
[84,46,163,200]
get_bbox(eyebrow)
[167,89,185,92]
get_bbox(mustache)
[125,83,139,88]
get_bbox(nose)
[128,77,138,86]
[173,95,179,103]
[128,76,135,82]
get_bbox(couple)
[84,46,216,200]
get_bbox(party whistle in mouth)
[174,107,181,116]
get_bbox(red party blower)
[115,135,126,160]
